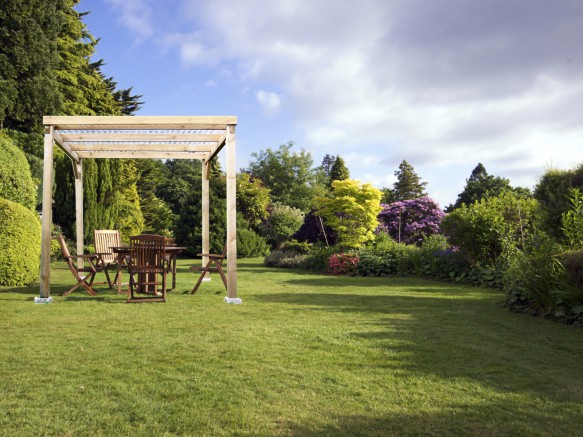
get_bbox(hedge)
[0,134,37,210]
[0,197,41,286]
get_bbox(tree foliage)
[261,204,305,248]
[446,163,529,212]
[378,197,445,245]
[329,156,350,187]
[0,0,63,131]
[441,190,539,266]
[237,173,270,229]
[561,187,583,250]
[391,160,428,201]
[247,142,325,211]
[317,179,382,248]
[534,164,583,240]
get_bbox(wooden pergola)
[40,116,238,300]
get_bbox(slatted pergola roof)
[39,116,238,301]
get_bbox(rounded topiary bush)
[0,134,37,210]
[0,197,41,286]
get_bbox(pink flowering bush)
[377,197,445,245]
[328,253,359,275]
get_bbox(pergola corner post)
[39,126,55,298]
[201,159,210,276]
[225,124,238,301]
[74,159,84,268]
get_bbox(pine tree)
[392,160,428,201]
[446,163,521,212]
[0,0,63,131]
[329,156,350,187]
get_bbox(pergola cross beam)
[40,115,238,300]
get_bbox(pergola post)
[226,124,237,299]
[39,127,55,298]
[201,159,210,274]
[74,160,84,267]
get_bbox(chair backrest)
[94,230,121,264]
[58,234,77,275]
[129,234,166,268]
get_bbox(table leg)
[117,252,124,295]
[172,254,177,289]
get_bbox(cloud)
[104,0,154,42]
[133,0,583,204]
[256,90,282,116]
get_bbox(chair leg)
[103,266,114,289]
[191,269,208,294]
[63,272,97,296]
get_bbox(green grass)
[1,258,582,436]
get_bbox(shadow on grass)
[253,288,583,405]
[279,401,576,437]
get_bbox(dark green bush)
[0,197,41,286]
[356,249,396,276]
[0,134,37,210]
[280,240,312,254]
[562,249,583,288]
[299,244,338,271]
[264,250,308,268]
[237,227,270,258]
[503,234,566,312]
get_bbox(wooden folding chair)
[127,234,167,303]
[57,235,106,296]
[190,245,227,294]
[94,229,125,289]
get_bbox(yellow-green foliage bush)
[0,134,37,210]
[0,198,41,286]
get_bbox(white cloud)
[256,90,282,116]
[104,0,153,42]
[127,0,583,204]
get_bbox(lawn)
[1,258,582,436]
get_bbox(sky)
[80,0,583,208]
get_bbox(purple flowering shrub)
[377,197,445,245]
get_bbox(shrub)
[237,227,270,258]
[293,209,337,246]
[355,249,396,276]
[300,244,339,271]
[328,253,359,275]
[0,134,36,210]
[262,203,305,248]
[562,249,583,289]
[561,187,583,250]
[280,240,312,254]
[0,197,41,286]
[377,197,444,245]
[264,250,308,268]
[503,234,566,312]
[441,190,538,266]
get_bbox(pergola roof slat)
[68,143,215,152]
[43,115,237,131]
[59,133,224,142]
[75,151,209,159]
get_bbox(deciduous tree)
[316,179,382,248]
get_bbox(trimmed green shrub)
[237,227,270,258]
[0,197,41,286]
[264,250,308,268]
[0,134,36,209]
